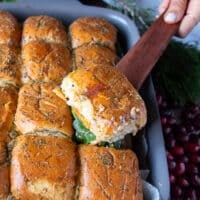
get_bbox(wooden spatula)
[117,14,180,90]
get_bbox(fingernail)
[165,12,177,22]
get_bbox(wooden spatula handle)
[117,14,180,90]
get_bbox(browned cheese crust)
[0,11,21,47]
[78,145,143,200]
[69,17,117,51]
[0,45,21,87]
[73,45,118,70]
[11,135,77,200]
[14,83,74,137]
[61,65,147,143]
[0,87,18,143]
[21,41,71,84]
[0,163,10,199]
[22,15,67,46]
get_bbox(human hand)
[158,0,200,37]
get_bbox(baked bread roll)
[22,15,67,46]
[77,145,143,200]
[61,65,147,144]
[0,45,21,88]
[11,135,77,200]
[0,140,7,165]
[0,87,18,143]
[0,11,21,47]
[0,163,10,199]
[14,83,74,138]
[69,17,117,51]
[21,41,71,84]
[73,44,118,70]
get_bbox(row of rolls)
[0,10,146,200]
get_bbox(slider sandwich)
[0,87,18,143]
[73,44,118,70]
[61,65,147,144]
[21,41,71,84]
[77,145,143,200]
[14,82,74,138]
[0,162,10,199]
[0,87,18,199]
[0,45,21,88]
[11,135,77,200]
[0,11,21,47]
[69,17,117,51]
[22,15,68,46]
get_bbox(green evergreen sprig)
[153,40,200,105]
[107,0,154,34]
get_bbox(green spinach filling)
[71,109,122,148]
[72,110,96,144]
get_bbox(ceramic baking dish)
[0,0,170,199]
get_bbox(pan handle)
[116,13,180,90]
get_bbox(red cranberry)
[161,116,168,125]
[161,100,168,109]
[184,143,200,153]
[179,126,187,134]
[168,160,176,170]
[186,163,199,174]
[156,94,163,106]
[185,188,197,200]
[178,155,189,163]
[176,132,189,143]
[168,117,177,125]
[171,146,184,156]
[169,173,176,184]
[182,111,194,120]
[190,174,200,186]
[177,177,189,187]
[166,137,176,149]
[193,114,200,128]
[191,104,200,113]
[190,154,200,163]
[166,151,174,161]
[189,134,200,145]
[174,162,185,175]
[171,185,182,197]
[185,122,195,132]
[163,125,173,135]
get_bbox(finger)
[158,0,170,14]
[178,0,200,37]
[164,0,187,23]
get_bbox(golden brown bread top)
[61,65,147,143]
[0,163,10,199]
[22,15,67,46]
[0,44,21,87]
[0,141,7,165]
[21,40,71,84]
[0,87,18,142]
[73,44,118,70]
[14,83,74,137]
[78,145,143,200]
[69,17,117,51]
[11,135,77,200]
[0,11,21,47]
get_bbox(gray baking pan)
[0,0,170,199]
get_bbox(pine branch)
[153,40,200,105]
